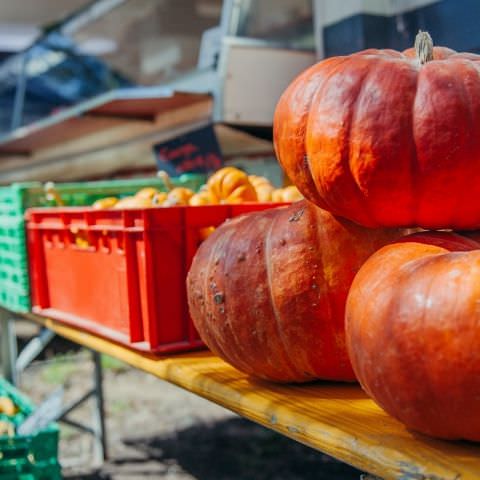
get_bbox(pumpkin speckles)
[187,200,404,383]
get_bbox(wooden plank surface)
[25,314,480,480]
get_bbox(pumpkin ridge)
[390,251,479,434]
[302,56,348,212]
[201,219,255,374]
[451,59,480,228]
[448,62,475,228]
[382,254,440,424]
[198,223,239,366]
[306,57,374,224]
[220,216,266,374]
[348,57,390,225]
[409,69,421,227]
[263,208,301,379]
[340,57,386,225]
[282,57,347,209]
[310,208,341,377]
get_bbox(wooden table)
[22,314,480,480]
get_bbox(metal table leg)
[1,311,109,466]
[0,308,18,385]
[92,350,108,463]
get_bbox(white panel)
[220,43,315,126]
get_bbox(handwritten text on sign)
[154,125,223,175]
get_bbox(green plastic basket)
[0,379,60,480]
[0,174,206,312]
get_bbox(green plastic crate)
[0,379,60,480]
[0,174,206,312]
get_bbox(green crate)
[0,379,60,480]
[0,459,61,480]
[0,173,206,312]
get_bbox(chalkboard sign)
[153,125,223,176]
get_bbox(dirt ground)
[16,326,362,480]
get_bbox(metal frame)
[0,308,108,464]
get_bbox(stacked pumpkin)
[187,31,480,441]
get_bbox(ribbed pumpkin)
[187,200,404,382]
[274,31,480,230]
[207,167,257,204]
[346,231,480,440]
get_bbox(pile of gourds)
[91,168,303,209]
[187,31,480,442]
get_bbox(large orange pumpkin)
[187,200,403,383]
[346,231,480,440]
[274,31,480,230]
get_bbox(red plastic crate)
[26,203,287,354]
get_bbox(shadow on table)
[106,417,362,480]
[64,471,111,480]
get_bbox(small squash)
[207,167,257,204]
[163,187,195,206]
[271,186,303,203]
[189,190,218,206]
[92,197,118,209]
[152,191,168,206]
[114,196,152,209]
[135,187,159,201]
[248,175,274,202]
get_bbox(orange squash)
[207,167,257,204]
[346,231,480,440]
[189,190,218,206]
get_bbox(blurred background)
[0,0,478,186]
[2,1,478,478]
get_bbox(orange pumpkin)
[187,200,404,383]
[207,167,257,204]
[346,231,480,440]
[274,31,480,230]
[189,190,218,206]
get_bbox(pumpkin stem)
[414,30,434,65]
[157,170,173,192]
